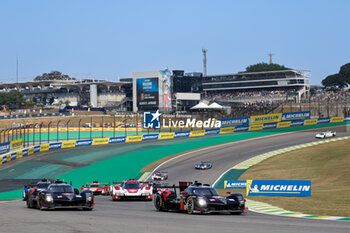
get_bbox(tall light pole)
[202,48,207,77]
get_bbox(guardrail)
[1,116,349,165]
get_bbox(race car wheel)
[155,196,164,211]
[186,197,194,214]
[26,198,32,208]
[38,199,44,211]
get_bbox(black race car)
[26,180,94,210]
[195,161,213,170]
[153,181,246,214]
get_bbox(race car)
[26,180,94,210]
[315,131,336,139]
[154,181,246,214]
[151,171,168,181]
[82,181,109,195]
[23,179,52,201]
[110,179,152,201]
[195,161,213,170]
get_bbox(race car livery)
[151,171,168,181]
[195,161,213,170]
[82,181,109,195]
[26,180,94,210]
[110,180,152,201]
[154,181,246,214]
[23,179,51,201]
[315,131,336,139]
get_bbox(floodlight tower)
[268,53,274,64]
[202,48,208,77]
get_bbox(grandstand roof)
[206,69,311,77]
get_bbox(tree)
[34,71,76,81]
[0,91,25,108]
[240,63,290,73]
[322,63,350,88]
[64,100,71,106]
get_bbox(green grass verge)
[239,139,350,217]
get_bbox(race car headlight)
[45,194,53,203]
[85,193,93,201]
[198,198,207,207]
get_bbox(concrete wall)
[97,93,126,107]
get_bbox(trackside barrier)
[0,116,347,165]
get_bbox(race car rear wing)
[112,180,149,185]
[152,181,194,196]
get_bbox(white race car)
[315,131,336,139]
[151,171,168,181]
[110,180,152,201]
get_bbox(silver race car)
[195,161,213,170]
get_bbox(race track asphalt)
[0,125,349,233]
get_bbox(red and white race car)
[81,181,109,195]
[110,180,152,201]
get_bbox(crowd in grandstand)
[310,89,350,102]
[204,88,301,102]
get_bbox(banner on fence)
[142,134,159,141]
[246,180,311,196]
[92,138,110,145]
[108,137,126,144]
[174,131,190,138]
[190,130,205,137]
[220,127,235,134]
[277,121,291,128]
[234,125,249,132]
[62,141,76,148]
[0,142,10,155]
[224,180,247,189]
[263,123,277,129]
[158,132,175,140]
[304,119,317,125]
[49,142,62,150]
[219,117,249,127]
[250,113,282,124]
[10,139,23,151]
[126,135,143,142]
[249,124,264,131]
[40,144,50,152]
[317,118,330,124]
[282,111,310,121]
[75,139,93,147]
[330,116,344,123]
[205,129,220,135]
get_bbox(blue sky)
[0,0,349,85]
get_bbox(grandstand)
[202,70,310,103]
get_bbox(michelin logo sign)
[219,117,249,126]
[247,180,311,197]
[282,111,310,121]
[224,180,247,189]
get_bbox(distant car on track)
[110,179,152,201]
[154,181,246,214]
[26,180,94,210]
[195,161,213,170]
[151,171,168,181]
[315,131,336,139]
[82,181,109,195]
